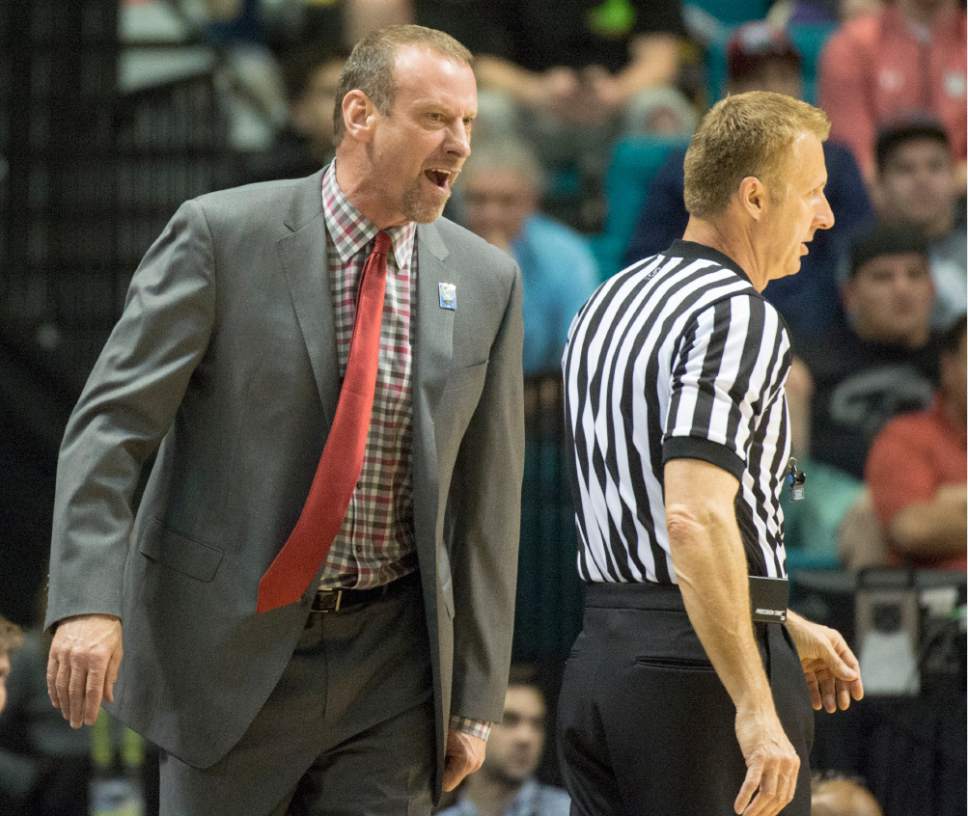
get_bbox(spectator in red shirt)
[818,0,966,185]
[865,314,967,569]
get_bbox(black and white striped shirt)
[562,240,793,585]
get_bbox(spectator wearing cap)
[458,138,600,376]
[623,21,872,342]
[865,314,966,570]
[818,0,966,185]
[874,117,966,329]
[792,223,941,481]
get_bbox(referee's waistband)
[583,578,788,623]
[583,581,687,611]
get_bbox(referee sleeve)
[663,294,789,479]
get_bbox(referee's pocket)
[633,655,716,672]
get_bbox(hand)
[786,612,864,713]
[47,614,123,728]
[733,706,800,816]
[441,728,486,792]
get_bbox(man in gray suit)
[44,25,524,816]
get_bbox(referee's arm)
[664,458,798,816]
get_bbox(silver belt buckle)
[311,588,345,613]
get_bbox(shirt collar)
[512,779,540,813]
[321,161,416,270]
[453,778,540,816]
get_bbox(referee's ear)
[738,176,768,221]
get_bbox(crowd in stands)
[1,0,964,813]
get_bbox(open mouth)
[424,168,453,190]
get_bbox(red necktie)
[257,231,392,612]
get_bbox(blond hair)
[683,91,830,218]
[333,25,472,143]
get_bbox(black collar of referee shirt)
[664,240,753,287]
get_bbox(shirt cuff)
[449,715,492,742]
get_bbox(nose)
[814,191,834,231]
[446,120,471,159]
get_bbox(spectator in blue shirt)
[459,138,600,376]
[623,21,873,343]
[437,669,570,816]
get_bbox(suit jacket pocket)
[139,517,225,583]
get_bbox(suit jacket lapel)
[414,221,455,417]
[411,222,455,608]
[277,171,340,424]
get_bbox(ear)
[341,90,379,143]
[737,175,768,222]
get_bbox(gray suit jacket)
[45,170,524,792]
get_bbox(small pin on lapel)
[438,282,457,311]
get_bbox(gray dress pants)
[159,576,435,816]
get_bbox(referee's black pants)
[557,582,814,816]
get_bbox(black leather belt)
[584,576,789,623]
[310,570,420,614]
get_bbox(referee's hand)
[733,707,799,816]
[784,611,864,713]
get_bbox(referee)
[557,91,864,816]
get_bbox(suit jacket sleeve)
[449,260,524,723]
[45,199,216,629]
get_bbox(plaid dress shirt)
[319,163,490,741]
[319,163,418,592]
